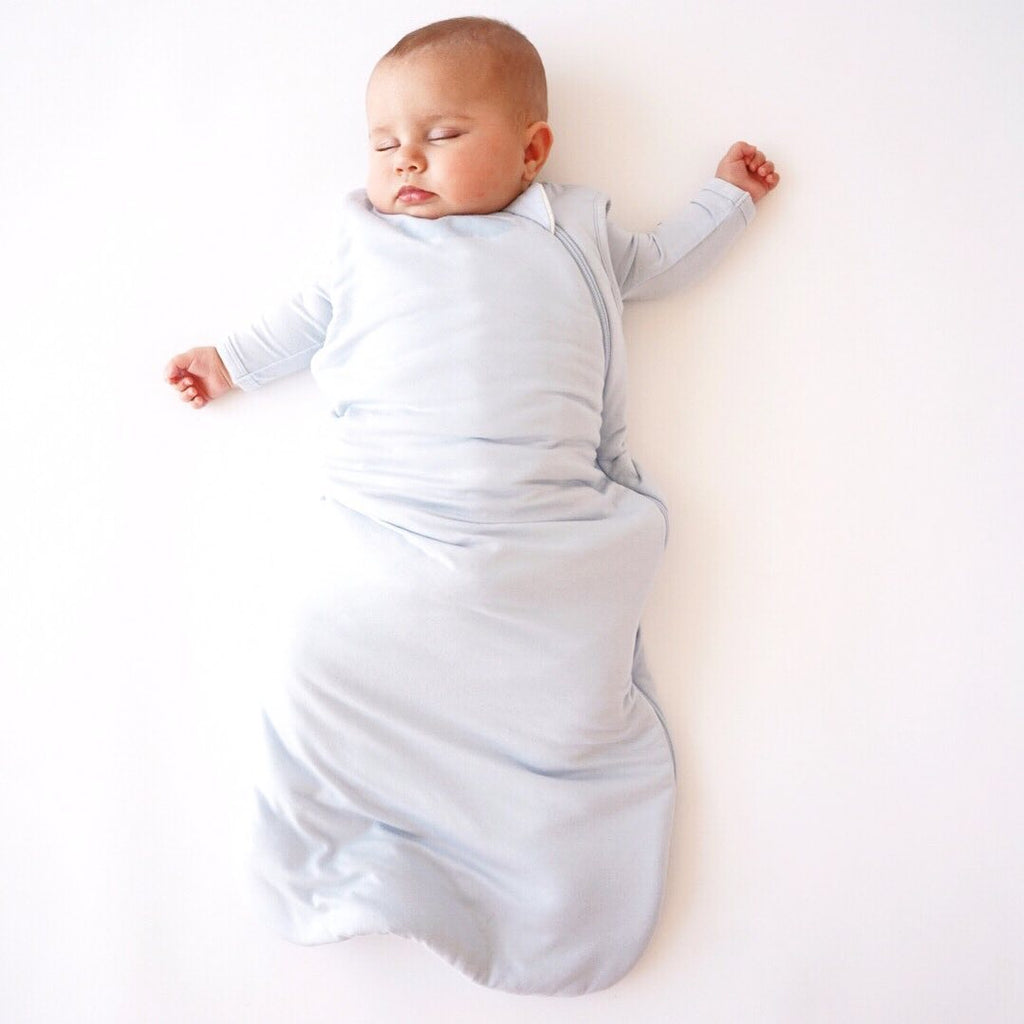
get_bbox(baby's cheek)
[473,163,515,202]
[365,171,389,212]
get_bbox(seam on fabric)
[233,344,323,387]
[632,682,677,780]
[592,196,621,305]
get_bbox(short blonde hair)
[380,16,548,124]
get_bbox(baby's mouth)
[397,186,436,204]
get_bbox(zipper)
[553,225,611,371]
[553,223,671,539]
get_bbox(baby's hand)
[715,141,780,203]
[164,346,235,409]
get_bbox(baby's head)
[366,17,553,218]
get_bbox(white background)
[2,1,1021,1021]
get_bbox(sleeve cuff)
[215,339,261,392]
[704,177,757,226]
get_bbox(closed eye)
[428,130,462,142]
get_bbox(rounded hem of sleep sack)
[248,734,675,997]
[257,896,662,997]
[282,929,655,998]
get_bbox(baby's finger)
[758,160,775,177]
[725,140,755,164]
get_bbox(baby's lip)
[396,186,436,204]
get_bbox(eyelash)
[373,132,462,152]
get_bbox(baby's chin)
[368,200,472,219]
[380,204,449,219]
[367,187,525,219]
[367,194,446,219]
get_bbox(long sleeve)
[216,281,333,391]
[607,178,755,302]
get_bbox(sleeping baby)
[165,16,779,995]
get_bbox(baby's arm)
[164,281,333,407]
[607,140,779,302]
[165,346,235,409]
[217,282,332,391]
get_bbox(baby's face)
[366,53,540,218]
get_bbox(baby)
[166,17,778,996]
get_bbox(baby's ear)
[522,122,554,182]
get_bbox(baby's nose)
[395,145,424,173]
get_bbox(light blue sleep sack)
[218,178,754,994]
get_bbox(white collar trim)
[505,181,555,233]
